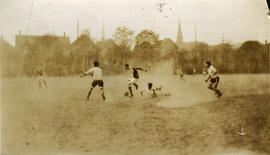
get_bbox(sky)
[0,0,269,46]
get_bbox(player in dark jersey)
[125,64,147,97]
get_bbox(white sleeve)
[129,68,133,76]
[85,68,93,74]
[211,66,217,73]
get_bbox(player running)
[193,68,197,75]
[177,67,185,81]
[204,61,222,97]
[125,64,147,97]
[33,69,48,88]
[80,61,106,100]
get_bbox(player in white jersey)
[33,69,48,88]
[193,68,197,75]
[125,64,147,97]
[205,61,222,97]
[80,61,106,100]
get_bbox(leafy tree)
[159,38,178,58]
[69,35,99,74]
[135,30,159,46]
[112,27,134,49]
[236,41,265,73]
[133,41,159,69]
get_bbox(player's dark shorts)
[210,77,219,83]
[91,80,104,88]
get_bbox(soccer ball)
[124,92,129,97]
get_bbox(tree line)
[1,27,269,77]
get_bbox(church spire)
[176,19,183,45]
[102,23,105,41]
[194,25,197,43]
[77,19,79,39]
[222,32,224,44]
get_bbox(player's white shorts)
[128,77,138,85]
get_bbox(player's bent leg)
[208,83,215,91]
[128,77,138,97]
[217,90,222,97]
[87,87,94,100]
[100,87,106,100]
[43,80,48,88]
[128,86,134,97]
[211,82,222,97]
[133,83,138,90]
[128,81,133,87]
[214,77,220,89]
[38,79,42,88]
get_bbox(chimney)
[64,32,66,37]
[19,30,22,35]
[265,40,268,46]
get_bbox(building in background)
[15,31,70,54]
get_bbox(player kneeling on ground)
[140,82,163,98]
[205,61,222,97]
[80,61,106,100]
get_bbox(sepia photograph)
[1,0,270,154]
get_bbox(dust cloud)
[146,60,217,108]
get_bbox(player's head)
[125,64,129,70]
[205,61,211,68]
[93,61,99,67]
[148,83,153,90]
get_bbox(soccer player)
[140,82,163,98]
[80,61,106,100]
[33,69,48,88]
[193,68,197,75]
[205,61,222,97]
[177,67,185,81]
[125,64,147,97]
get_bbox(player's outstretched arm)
[81,68,94,78]
[80,73,87,78]
[136,68,147,72]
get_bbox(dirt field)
[1,74,270,155]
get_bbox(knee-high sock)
[128,86,133,96]
[87,87,94,99]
